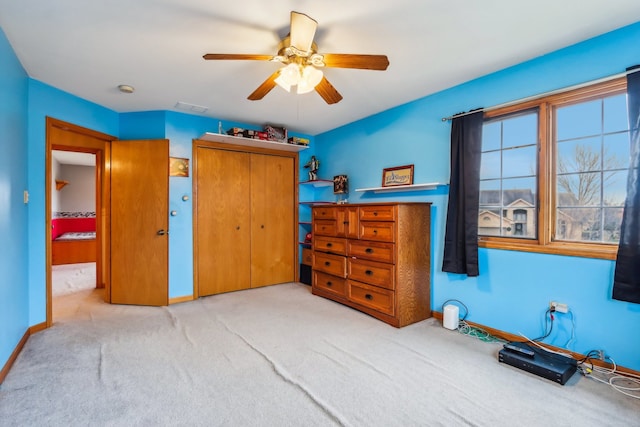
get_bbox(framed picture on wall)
[169,157,189,177]
[382,164,414,187]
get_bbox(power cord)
[440,299,503,343]
[531,307,554,342]
[577,353,640,400]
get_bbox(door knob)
[157,229,168,236]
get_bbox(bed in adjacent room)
[51,214,97,265]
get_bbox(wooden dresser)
[311,202,431,327]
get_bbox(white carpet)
[51,262,96,296]
[1,283,639,426]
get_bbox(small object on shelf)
[304,155,320,181]
[242,129,269,140]
[304,232,312,243]
[288,136,310,146]
[264,125,287,142]
[226,127,244,137]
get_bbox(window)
[478,78,630,260]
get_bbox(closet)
[194,138,298,297]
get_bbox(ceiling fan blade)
[203,54,273,61]
[315,77,343,104]
[321,54,389,70]
[247,71,281,101]
[289,11,317,54]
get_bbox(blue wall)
[315,22,640,370]
[0,28,29,372]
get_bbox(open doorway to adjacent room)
[50,150,98,319]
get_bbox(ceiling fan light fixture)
[297,65,323,94]
[274,74,291,92]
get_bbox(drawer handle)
[326,243,333,247]
[365,294,373,300]
[324,261,331,266]
[373,229,378,234]
[365,248,373,253]
[326,281,333,287]
[365,270,373,276]
[343,221,349,225]
[373,212,378,216]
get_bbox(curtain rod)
[441,67,640,122]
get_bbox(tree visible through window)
[478,78,630,260]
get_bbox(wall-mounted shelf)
[299,179,333,187]
[55,179,69,191]
[199,132,309,152]
[354,182,447,193]
[299,201,335,205]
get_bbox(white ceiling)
[2,1,640,136]
[52,150,95,166]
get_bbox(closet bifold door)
[196,147,252,296]
[250,153,295,287]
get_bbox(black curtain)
[613,66,640,304]
[442,110,483,276]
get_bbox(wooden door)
[111,139,169,306]
[197,147,251,296]
[250,153,295,287]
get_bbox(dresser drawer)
[347,240,395,263]
[313,207,338,220]
[314,220,337,237]
[359,205,396,221]
[313,271,346,297]
[348,280,395,316]
[359,221,395,242]
[313,252,347,278]
[314,236,347,255]
[348,258,395,290]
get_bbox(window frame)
[478,77,627,260]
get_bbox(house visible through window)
[478,78,630,260]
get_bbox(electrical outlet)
[550,301,569,313]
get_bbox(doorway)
[45,118,113,326]
[51,150,97,310]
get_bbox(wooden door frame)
[192,138,300,299]
[45,117,114,327]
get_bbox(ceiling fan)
[203,11,389,104]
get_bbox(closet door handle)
[157,229,168,236]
